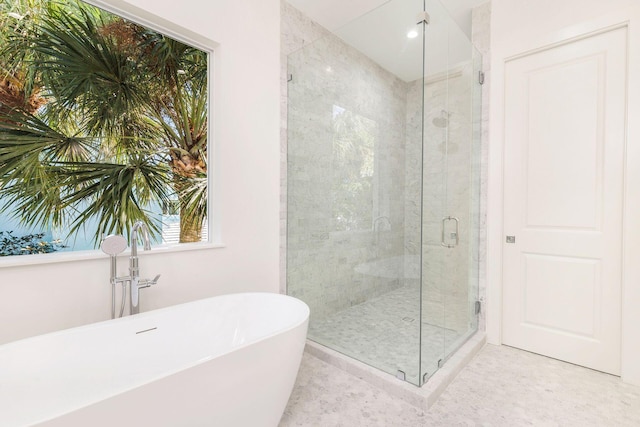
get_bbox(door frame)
[486,4,640,385]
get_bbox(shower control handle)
[441,216,459,248]
[138,274,161,289]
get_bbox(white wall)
[487,0,640,385]
[0,0,281,345]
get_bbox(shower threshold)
[305,330,486,411]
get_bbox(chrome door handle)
[441,217,448,247]
[451,216,459,247]
[441,216,459,248]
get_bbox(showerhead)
[432,110,450,128]
[101,234,127,256]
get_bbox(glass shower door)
[420,0,482,381]
[441,28,483,361]
[440,10,482,362]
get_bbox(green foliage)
[331,106,377,231]
[0,230,65,255]
[0,0,208,245]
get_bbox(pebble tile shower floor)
[280,344,640,426]
[308,285,469,384]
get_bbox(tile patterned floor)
[280,344,640,426]
[309,286,470,384]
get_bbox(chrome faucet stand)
[101,223,160,318]
[128,221,160,315]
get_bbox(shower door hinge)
[416,11,430,25]
[475,300,482,315]
[478,71,485,85]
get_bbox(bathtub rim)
[1,291,309,350]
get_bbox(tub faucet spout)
[129,221,160,315]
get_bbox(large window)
[0,0,209,256]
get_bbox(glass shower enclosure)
[286,0,481,386]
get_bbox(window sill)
[0,241,225,268]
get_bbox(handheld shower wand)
[100,234,128,319]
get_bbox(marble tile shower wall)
[283,2,409,322]
[280,2,328,295]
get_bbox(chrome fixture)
[441,216,459,248]
[101,234,129,319]
[373,216,392,246]
[101,222,160,318]
[416,11,430,25]
[373,216,391,232]
[129,221,160,315]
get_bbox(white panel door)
[502,27,627,375]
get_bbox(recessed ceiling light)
[407,30,418,39]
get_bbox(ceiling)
[286,0,488,81]
[286,0,487,37]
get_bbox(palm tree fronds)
[0,0,209,245]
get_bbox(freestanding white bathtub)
[0,292,309,427]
